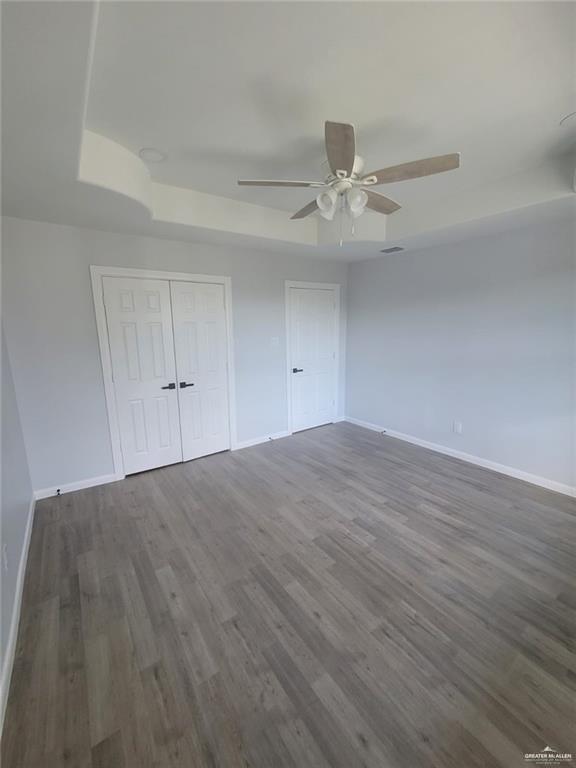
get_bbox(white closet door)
[289,287,337,432]
[103,277,182,474]
[170,281,231,461]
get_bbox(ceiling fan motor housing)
[332,179,353,194]
[328,155,364,186]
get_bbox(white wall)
[347,217,575,491]
[2,216,347,492]
[1,334,34,726]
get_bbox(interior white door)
[170,281,231,461]
[289,287,337,432]
[103,277,183,474]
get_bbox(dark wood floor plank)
[2,423,575,767]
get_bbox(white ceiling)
[2,1,575,260]
[88,1,575,213]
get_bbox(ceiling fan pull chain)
[347,193,357,239]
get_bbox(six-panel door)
[170,281,231,461]
[104,277,232,473]
[289,287,337,432]
[103,277,183,474]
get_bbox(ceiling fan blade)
[365,153,460,185]
[238,179,325,187]
[365,190,402,215]
[325,121,356,177]
[290,199,319,219]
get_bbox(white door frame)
[91,265,237,479]
[285,280,341,435]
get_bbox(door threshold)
[293,422,333,434]
[182,448,231,464]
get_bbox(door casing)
[91,266,237,479]
[285,280,341,435]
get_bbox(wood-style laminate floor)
[3,423,575,768]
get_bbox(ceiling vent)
[380,246,404,254]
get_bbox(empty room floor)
[2,423,575,768]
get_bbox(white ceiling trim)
[79,130,153,213]
[386,162,575,242]
[78,128,573,250]
[78,129,318,246]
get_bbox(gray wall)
[4,213,574,495]
[2,216,347,492]
[1,334,33,687]
[347,217,575,488]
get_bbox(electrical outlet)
[453,420,463,435]
[2,543,8,573]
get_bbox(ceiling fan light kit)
[347,187,369,218]
[316,188,338,220]
[238,121,460,223]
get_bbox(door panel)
[103,277,183,474]
[171,282,230,461]
[289,287,337,432]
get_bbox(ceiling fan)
[238,121,460,221]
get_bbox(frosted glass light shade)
[347,188,368,218]
[316,188,338,221]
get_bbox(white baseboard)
[346,416,576,498]
[34,472,123,500]
[232,430,291,450]
[0,495,35,734]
